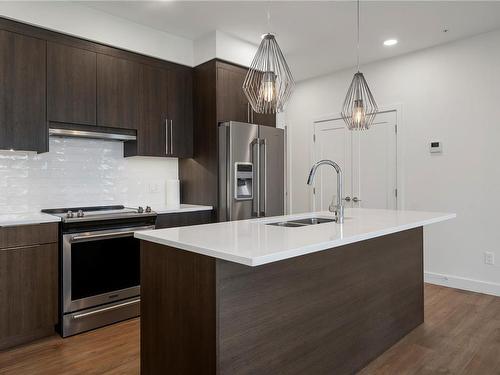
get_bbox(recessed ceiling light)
[383,39,398,46]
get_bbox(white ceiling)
[81,1,500,81]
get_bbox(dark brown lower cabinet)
[155,210,214,229]
[0,224,58,350]
[141,227,423,375]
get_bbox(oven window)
[71,236,140,301]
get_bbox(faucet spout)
[306,159,344,224]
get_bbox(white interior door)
[352,111,397,209]
[312,120,351,211]
[312,111,397,211]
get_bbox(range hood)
[48,123,136,142]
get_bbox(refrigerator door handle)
[251,138,260,217]
[260,138,267,216]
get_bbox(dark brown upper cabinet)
[167,67,193,158]
[0,30,47,153]
[216,61,248,123]
[125,65,168,157]
[97,54,141,130]
[252,109,276,128]
[216,61,276,127]
[125,65,193,158]
[47,42,97,126]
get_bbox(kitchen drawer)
[155,210,214,229]
[0,223,58,249]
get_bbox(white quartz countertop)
[153,204,213,214]
[0,213,61,227]
[135,208,456,266]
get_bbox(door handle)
[170,119,174,155]
[260,138,267,216]
[344,196,351,202]
[251,138,260,217]
[165,118,169,155]
[352,197,361,203]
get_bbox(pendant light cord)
[267,1,271,31]
[357,0,360,72]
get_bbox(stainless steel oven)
[42,205,156,337]
[61,224,153,337]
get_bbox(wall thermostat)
[430,141,442,154]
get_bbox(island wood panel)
[140,227,423,375]
[216,227,423,375]
[140,242,216,375]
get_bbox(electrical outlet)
[147,183,160,193]
[484,251,495,265]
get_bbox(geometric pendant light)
[243,8,295,114]
[341,0,378,130]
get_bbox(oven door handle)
[72,298,140,320]
[70,226,154,242]
[71,231,135,242]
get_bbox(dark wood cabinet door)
[133,65,168,157]
[97,54,140,129]
[252,111,276,127]
[47,42,97,126]
[216,62,249,123]
[168,68,193,158]
[0,30,47,153]
[0,243,58,350]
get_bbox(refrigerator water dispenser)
[234,162,253,200]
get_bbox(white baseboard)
[424,272,500,297]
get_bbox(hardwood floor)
[0,284,499,374]
[0,319,139,374]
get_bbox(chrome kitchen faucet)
[307,160,344,224]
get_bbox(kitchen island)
[135,208,454,375]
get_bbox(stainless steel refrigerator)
[219,121,285,221]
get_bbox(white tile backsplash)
[0,137,178,213]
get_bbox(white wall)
[0,137,178,213]
[286,29,500,296]
[0,1,193,66]
[193,30,258,67]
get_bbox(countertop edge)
[135,212,456,267]
[0,215,61,227]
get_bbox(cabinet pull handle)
[165,118,169,155]
[170,119,173,155]
[247,103,250,123]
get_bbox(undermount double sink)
[266,217,336,227]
